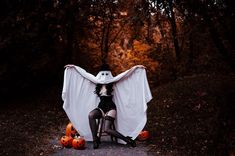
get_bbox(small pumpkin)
[72,136,86,150]
[60,136,73,148]
[66,122,79,137]
[137,130,150,141]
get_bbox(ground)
[0,73,235,156]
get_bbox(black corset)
[98,96,116,113]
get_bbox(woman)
[89,65,136,148]
[62,64,152,149]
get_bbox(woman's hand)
[135,65,145,68]
[64,64,75,68]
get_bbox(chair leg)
[110,121,118,143]
[98,118,103,140]
[112,123,118,143]
[110,127,114,142]
[99,118,118,143]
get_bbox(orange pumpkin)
[60,136,73,148]
[137,130,150,141]
[66,122,79,137]
[72,136,85,150]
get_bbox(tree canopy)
[0,0,234,92]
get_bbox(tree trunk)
[64,2,76,64]
[168,0,180,60]
[65,23,74,64]
[103,19,112,63]
[188,32,194,65]
[161,0,178,79]
[203,11,235,72]
[146,12,154,44]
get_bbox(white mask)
[96,71,113,83]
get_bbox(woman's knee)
[88,111,97,119]
[88,112,94,119]
[89,109,101,119]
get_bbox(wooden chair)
[97,117,118,142]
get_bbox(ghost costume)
[62,65,152,144]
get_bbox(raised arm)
[64,64,98,84]
[111,65,146,82]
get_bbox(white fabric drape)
[62,65,152,143]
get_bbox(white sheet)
[62,65,152,143]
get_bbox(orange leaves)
[133,40,152,53]
[109,39,158,76]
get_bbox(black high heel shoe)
[125,136,136,147]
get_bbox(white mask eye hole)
[106,73,108,76]
[102,73,104,75]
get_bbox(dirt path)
[1,73,234,156]
[51,136,158,156]
[0,86,159,156]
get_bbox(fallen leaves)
[146,74,235,155]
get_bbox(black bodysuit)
[96,84,116,114]
[98,96,116,113]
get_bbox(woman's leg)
[88,108,102,149]
[104,110,136,147]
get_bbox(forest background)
[0,0,234,155]
[0,0,234,92]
